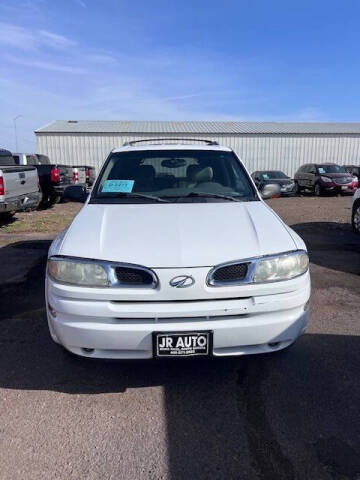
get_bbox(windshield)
[91,150,257,203]
[260,171,288,180]
[317,164,346,174]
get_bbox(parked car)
[72,165,96,188]
[344,165,360,179]
[46,139,310,360]
[0,148,41,218]
[251,170,295,196]
[294,163,358,196]
[351,188,360,233]
[37,157,88,195]
[13,153,73,207]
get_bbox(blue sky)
[1,0,360,151]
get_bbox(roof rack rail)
[123,138,219,147]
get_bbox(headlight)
[321,176,332,183]
[48,257,108,286]
[253,251,309,283]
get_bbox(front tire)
[314,183,322,196]
[294,181,301,195]
[352,201,360,234]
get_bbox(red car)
[294,163,358,196]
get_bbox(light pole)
[13,115,22,151]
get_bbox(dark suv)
[294,163,358,196]
[344,165,360,179]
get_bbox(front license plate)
[154,331,212,358]
[341,186,348,190]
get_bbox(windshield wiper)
[110,193,170,203]
[166,192,244,202]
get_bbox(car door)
[303,164,315,189]
[308,164,317,188]
[297,165,307,188]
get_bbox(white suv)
[352,188,360,233]
[46,140,310,359]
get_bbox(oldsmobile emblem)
[169,275,195,288]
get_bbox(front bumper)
[321,183,357,194]
[46,272,311,359]
[280,186,296,196]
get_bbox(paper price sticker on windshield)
[102,180,134,193]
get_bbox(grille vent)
[115,266,155,286]
[211,263,249,284]
[334,177,351,185]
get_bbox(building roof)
[35,120,360,135]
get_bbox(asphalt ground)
[0,195,359,480]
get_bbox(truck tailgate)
[58,166,72,185]
[74,166,86,184]
[2,166,38,198]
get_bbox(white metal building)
[35,120,360,175]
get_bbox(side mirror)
[261,183,281,200]
[63,185,88,203]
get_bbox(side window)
[26,155,37,165]
[13,155,20,165]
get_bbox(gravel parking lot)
[0,196,359,480]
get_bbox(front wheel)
[314,183,322,196]
[294,181,301,195]
[352,201,360,234]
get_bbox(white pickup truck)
[0,148,41,218]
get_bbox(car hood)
[59,202,297,268]
[262,178,293,185]
[319,172,349,179]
